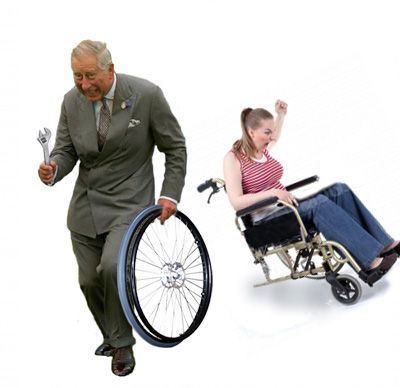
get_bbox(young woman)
[223,100,399,276]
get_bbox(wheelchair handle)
[197,179,214,193]
[198,178,226,204]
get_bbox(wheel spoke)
[148,287,167,325]
[136,245,164,268]
[184,253,202,271]
[180,286,199,318]
[140,231,169,266]
[137,278,162,292]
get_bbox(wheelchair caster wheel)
[118,205,213,347]
[331,274,362,305]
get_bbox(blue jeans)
[297,183,394,270]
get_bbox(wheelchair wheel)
[118,205,212,347]
[331,274,361,305]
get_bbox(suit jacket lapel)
[112,73,139,118]
[99,74,139,157]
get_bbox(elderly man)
[38,40,186,377]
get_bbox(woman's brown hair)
[233,107,274,158]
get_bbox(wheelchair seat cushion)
[243,206,306,249]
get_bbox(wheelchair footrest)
[358,253,398,287]
[359,269,385,287]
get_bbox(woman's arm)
[267,99,288,150]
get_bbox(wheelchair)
[117,205,213,347]
[198,175,386,305]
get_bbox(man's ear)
[108,63,114,78]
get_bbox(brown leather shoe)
[111,346,135,377]
[95,343,114,357]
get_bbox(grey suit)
[50,73,186,347]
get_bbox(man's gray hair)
[71,40,113,70]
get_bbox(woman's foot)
[368,249,398,272]
[368,256,383,271]
[382,240,400,255]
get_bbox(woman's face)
[248,118,275,149]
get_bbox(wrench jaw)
[37,127,52,165]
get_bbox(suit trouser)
[70,223,135,348]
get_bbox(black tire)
[331,274,362,305]
[118,205,212,347]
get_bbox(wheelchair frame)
[198,175,379,305]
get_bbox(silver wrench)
[37,128,52,165]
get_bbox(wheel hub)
[161,262,186,288]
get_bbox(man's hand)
[158,198,177,225]
[38,160,57,185]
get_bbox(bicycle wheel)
[118,205,212,347]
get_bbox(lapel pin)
[121,99,133,110]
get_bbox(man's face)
[71,54,114,102]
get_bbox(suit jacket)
[50,73,187,238]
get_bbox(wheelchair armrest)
[235,175,318,218]
[236,196,279,218]
[286,175,319,191]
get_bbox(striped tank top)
[236,148,286,194]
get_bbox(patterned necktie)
[98,98,111,150]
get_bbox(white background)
[1,0,400,387]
